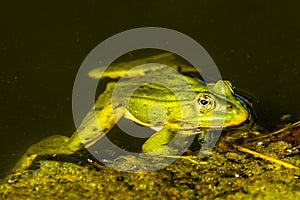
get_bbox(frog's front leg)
[196,128,219,158]
[142,127,176,153]
[142,127,194,154]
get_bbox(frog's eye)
[196,94,215,113]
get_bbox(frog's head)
[193,80,252,128]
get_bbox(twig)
[234,145,299,169]
[258,120,300,139]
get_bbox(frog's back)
[88,53,199,79]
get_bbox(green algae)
[1,121,299,200]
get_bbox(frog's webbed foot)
[10,135,74,175]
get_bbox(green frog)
[11,53,251,173]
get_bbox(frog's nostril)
[226,105,233,110]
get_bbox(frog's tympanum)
[12,53,252,173]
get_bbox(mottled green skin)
[115,73,249,129]
[11,53,250,173]
[109,69,249,152]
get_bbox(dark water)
[1,1,299,176]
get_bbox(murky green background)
[0,1,299,176]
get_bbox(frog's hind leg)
[66,82,126,151]
[10,82,125,175]
[10,135,71,175]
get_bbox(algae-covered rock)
[1,121,299,199]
